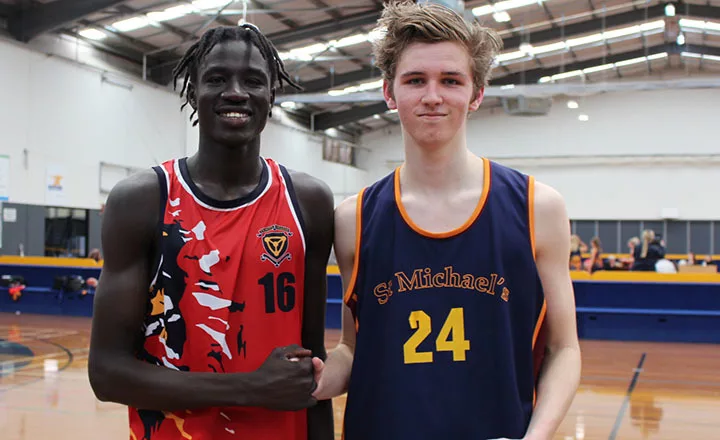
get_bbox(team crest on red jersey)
[258,224,293,267]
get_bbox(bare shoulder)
[287,169,333,207]
[102,169,161,263]
[533,180,567,218]
[335,194,358,225]
[532,180,571,256]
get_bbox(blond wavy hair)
[371,1,503,96]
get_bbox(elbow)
[88,355,119,403]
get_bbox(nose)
[421,81,443,106]
[221,78,249,101]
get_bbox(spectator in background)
[631,230,665,271]
[569,235,587,270]
[89,248,102,263]
[585,237,603,273]
[621,237,640,269]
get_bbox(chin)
[412,130,453,148]
[215,132,260,147]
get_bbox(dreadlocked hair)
[172,24,302,125]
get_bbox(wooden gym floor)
[1,312,718,439]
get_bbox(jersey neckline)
[393,157,491,239]
[177,156,271,210]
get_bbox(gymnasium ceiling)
[1,0,719,136]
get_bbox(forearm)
[525,345,582,440]
[314,343,354,400]
[90,354,258,411]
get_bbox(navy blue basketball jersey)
[342,158,547,440]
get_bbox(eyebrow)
[399,71,468,78]
[202,65,269,78]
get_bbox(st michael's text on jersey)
[373,266,511,305]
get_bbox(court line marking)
[0,337,75,392]
[608,352,646,440]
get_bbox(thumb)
[312,357,324,376]
[311,357,324,397]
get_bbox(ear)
[269,89,276,115]
[187,82,198,110]
[382,79,397,111]
[469,86,485,112]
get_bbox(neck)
[189,136,263,188]
[401,127,476,193]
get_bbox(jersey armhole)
[278,165,308,244]
[148,165,169,286]
[527,175,537,262]
[343,188,365,317]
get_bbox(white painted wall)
[1,35,367,210]
[0,36,185,209]
[361,88,720,220]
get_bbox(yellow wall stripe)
[1,257,718,284]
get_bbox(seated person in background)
[621,236,640,268]
[703,255,717,267]
[585,237,603,273]
[631,230,665,271]
[88,248,102,263]
[603,255,624,271]
[569,234,587,270]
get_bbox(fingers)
[282,344,313,360]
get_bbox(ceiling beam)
[147,7,381,86]
[503,4,666,49]
[7,0,127,42]
[676,2,720,20]
[269,9,381,47]
[492,44,673,85]
[293,66,381,94]
[313,102,389,131]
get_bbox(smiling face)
[188,39,274,148]
[384,41,484,150]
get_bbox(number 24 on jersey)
[403,307,470,364]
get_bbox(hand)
[251,344,317,411]
[310,357,325,399]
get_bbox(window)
[45,207,89,257]
[322,137,356,166]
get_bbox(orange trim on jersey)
[343,188,365,305]
[528,175,537,261]
[532,300,546,349]
[393,157,491,239]
[531,299,547,407]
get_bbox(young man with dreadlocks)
[88,25,335,440]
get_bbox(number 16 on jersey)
[403,307,470,364]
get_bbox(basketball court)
[1,312,718,440]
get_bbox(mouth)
[217,111,252,126]
[419,113,447,119]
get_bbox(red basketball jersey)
[128,157,307,440]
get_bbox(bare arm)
[312,194,359,400]
[525,182,582,440]
[88,170,315,412]
[290,170,336,440]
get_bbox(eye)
[246,77,266,87]
[206,75,225,85]
[406,78,424,85]
[443,78,460,85]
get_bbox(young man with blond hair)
[311,2,581,439]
